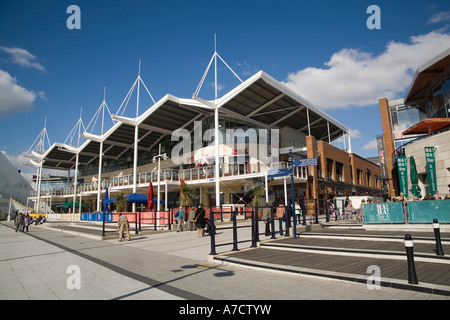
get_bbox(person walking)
[276,202,285,236]
[15,213,24,232]
[118,213,130,242]
[175,206,185,232]
[188,207,196,231]
[22,214,31,232]
[194,204,206,238]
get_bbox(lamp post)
[289,149,297,239]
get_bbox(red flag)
[147,182,154,211]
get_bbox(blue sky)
[1,0,450,181]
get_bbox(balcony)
[30,161,308,198]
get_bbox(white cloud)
[0,46,46,72]
[427,11,450,24]
[283,31,450,109]
[363,139,378,150]
[0,69,37,117]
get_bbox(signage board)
[267,168,291,178]
[363,202,405,224]
[397,156,408,197]
[424,147,437,196]
[292,158,318,167]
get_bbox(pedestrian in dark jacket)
[194,204,206,238]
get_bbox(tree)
[251,186,264,208]
[179,184,197,207]
[115,192,127,212]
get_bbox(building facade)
[379,48,450,199]
[26,69,382,217]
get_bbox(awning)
[57,201,89,208]
[125,193,148,203]
[402,118,450,135]
[26,70,350,172]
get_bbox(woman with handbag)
[193,204,206,238]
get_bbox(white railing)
[30,161,308,197]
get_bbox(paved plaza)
[1,219,449,304]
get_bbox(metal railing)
[30,161,308,198]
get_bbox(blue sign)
[292,158,318,167]
[267,168,291,178]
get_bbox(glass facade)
[427,78,450,118]
[390,105,425,133]
[79,115,275,177]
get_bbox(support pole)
[36,162,43,213]
[232,211,238,251]
[289,150,297,238]
[209,212,217,255]
[405,234,419,285]
[72,153,79,221]
[96,141,103,212]
[157,144,161,212]
[133,61,141,213]
[433,219,445,256]
[214,107,220,207]
[265,171,269,201]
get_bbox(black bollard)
[433,219,445,256]
[138,209,141,232]
[270,206,276,239]
[102,211,106,237]
[251,208,257,247]
[232,211,238,251]
[404,234,418,285]
[255,207,260,243]
[284,206,290,237]
[209,215,217,255]
[134,213,138,235]
[314,199,319,224]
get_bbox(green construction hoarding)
[363,202,405,224]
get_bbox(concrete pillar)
[306,136,319,200]
[379,98,397,198]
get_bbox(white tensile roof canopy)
[26,69,350,171]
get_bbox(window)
[397,107,421,131]
[335,161,343,182]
